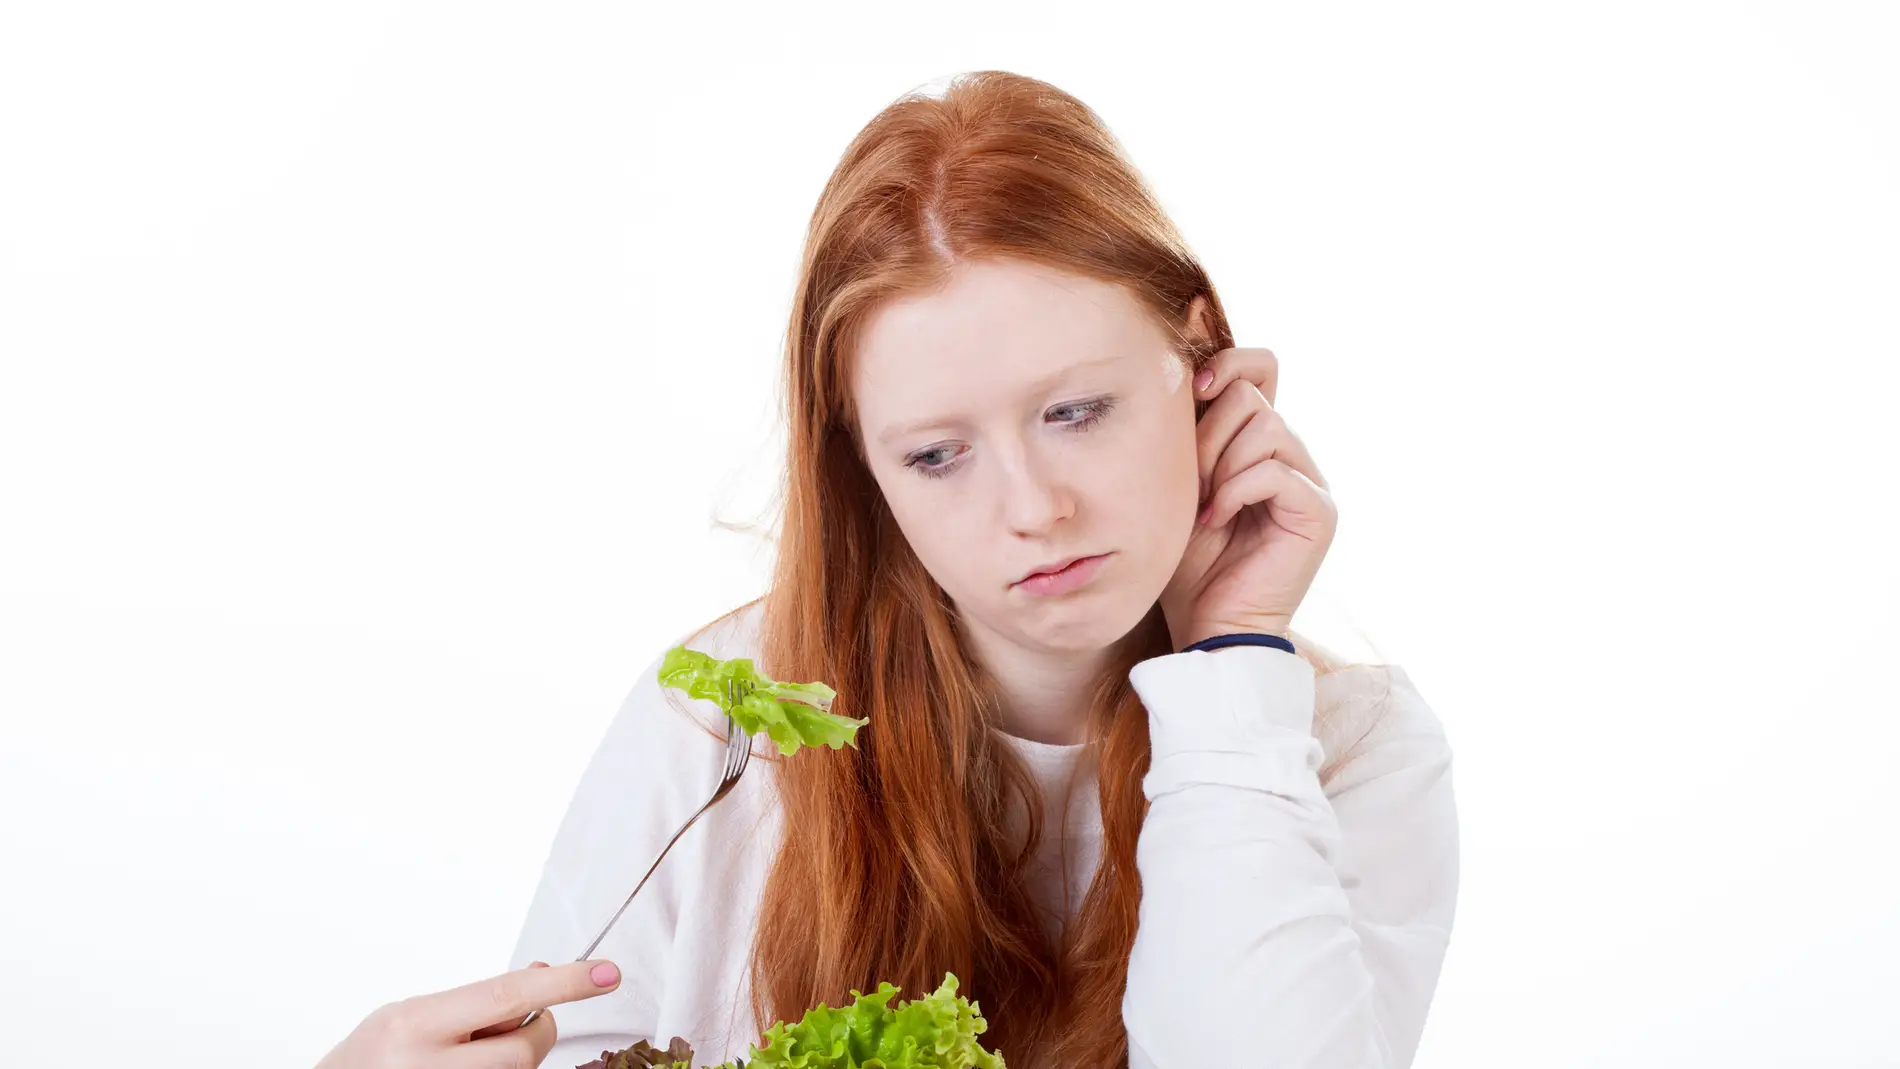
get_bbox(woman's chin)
[1010,592,1155,654]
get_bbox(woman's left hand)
[1160,346,1338,649]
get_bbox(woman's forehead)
[849,261,1168,424]
[859,259,1145,357]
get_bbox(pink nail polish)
[1194,369,1214,391]
[1197,504,1213,525]
[590,962,620,987]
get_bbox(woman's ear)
[1183,294,1217,425]
[1182,294,1216,351]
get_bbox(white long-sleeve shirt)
[508,601,1458,1068]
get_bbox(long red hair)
[745,70,1351,1068]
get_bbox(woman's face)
[850,257,1203,657]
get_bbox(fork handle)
[514,793,718,1030]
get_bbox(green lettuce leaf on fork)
[657,646,867,757]
[577,974,1005,1069]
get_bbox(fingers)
[1194,346,1279,407]
[1194,380,1328,502]
[1202,456,1336,533]
[443,1010,558,1069]
[420,959,621,1040]
[468,962,549,1041]
[1209,397,1327,494]
[1193,380,1260,497]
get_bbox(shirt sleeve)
[1121,646,1459,1069]
[506,646,730,1068]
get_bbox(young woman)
[319,69,1458,1069]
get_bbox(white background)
[3,1,1896,1065]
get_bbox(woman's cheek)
[1115,416,1198,515]
[886,485,982,593]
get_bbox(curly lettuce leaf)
[736,974,1004,1069]
[579,975,1001,1069]
[658,646,866,756]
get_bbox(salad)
[581,653,999,1065]
[579,655,998,1066]
[576,973,1005,1069]
[658,646,868,757]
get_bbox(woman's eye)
[1047,398,1114,429]
[905,444,964,477]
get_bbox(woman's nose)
[1000,453,1075,536]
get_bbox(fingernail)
[1194,369,1214,392]
[529,960,549,969]
[590,961,620,987]
[1197,503,1213,525]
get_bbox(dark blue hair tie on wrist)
[1182,632,1297,656]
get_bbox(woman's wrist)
[1180,631,1297,656]
[1175,615,1293,650]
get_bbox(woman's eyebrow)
[877,413,968,446]
[1023,352,1124,395]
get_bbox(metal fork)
[516,677,754,1029]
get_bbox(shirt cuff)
[1128,646,1323,798]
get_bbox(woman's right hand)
[314,958,622,1069]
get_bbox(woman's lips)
[1013,553,1112,597]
